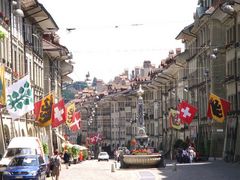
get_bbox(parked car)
[2,155,47,180]
[98,152,109,161]
[0,137,46,168]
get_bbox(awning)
[53,130,66,141]
[61,61,74,76]
[72,145,88,151]
[61,143,88,151]
[62,75,73,84]
[42,38,62,57]
[22,1,59,32]
[62,141,73,148]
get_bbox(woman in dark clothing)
[63,150,70,169]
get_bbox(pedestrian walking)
[188,146,196,163]
[51,150,61,180]
[79,151,83,162]
[63,150,70,169]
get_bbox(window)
[13,45,17,73]
[119,102,124,111]
[25,57,28,75]
[19,49,24,77]
[229,95,234,111]
[24,23,32,44]
[238,92,240,110]
[238,24,240,42]
[227,61,231,76]
[227,60,235,77]
[238,58,240,77]
[227,26,235,45]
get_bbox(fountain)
[120,85,165,168]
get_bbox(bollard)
[111,163,116,172]
[172,162,177,171]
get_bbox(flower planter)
[73,159,78,164]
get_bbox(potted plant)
[82,150,88,160]
[131,148,149,155]
[0,31,5,40]
[42,143,49,155]
[71,146,79,164]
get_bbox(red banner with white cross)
[178,100,197,125]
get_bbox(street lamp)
[11,0,24,17]
[220,2,239,161]
[204,69,209,114]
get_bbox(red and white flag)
[69,111,81,132]
[52,99,66,128]
[89,133,102,144]
[178,100,197,125]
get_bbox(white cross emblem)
[70,119,81,129]
[90,137,96,143]
[54,107,64,122]
[181,107,191,118]
[95,133,102,142]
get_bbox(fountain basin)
[120,154,164,168]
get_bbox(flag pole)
[0,107,6,154]
[0,66,6,154]
[36,90,55,102]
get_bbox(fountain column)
[135,85,149,148]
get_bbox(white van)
[0,137,45,167]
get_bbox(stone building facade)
[0,0,73,156]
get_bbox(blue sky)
[39,0,199,83]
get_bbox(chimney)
[176,48,181,55]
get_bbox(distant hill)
[62,81,88,103]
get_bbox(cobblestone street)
[47,159,240,180]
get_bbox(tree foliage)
[62,81,88,103]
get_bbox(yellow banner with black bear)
[34,93,54,127]
[207,93,230,123]
[65,102,75,126]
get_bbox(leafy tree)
[73,81,88,90]
[61,81,87,103]
[62,90,75,103]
